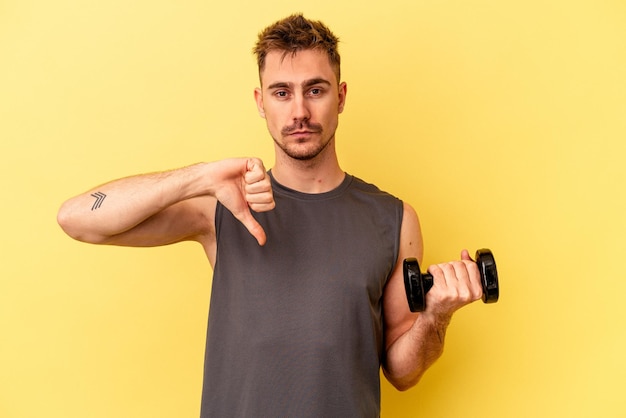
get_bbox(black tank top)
[201,172,403,417]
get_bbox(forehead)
[260,49,337,87]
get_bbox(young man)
[58,14,483,417]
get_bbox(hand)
[211,158,275,245]
[424,250,484,318]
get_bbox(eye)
[309,88,323,96]
[273,90,290,99]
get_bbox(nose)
[291,94,310,122]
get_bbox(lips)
[289,130,315,135]
[281,122,323,136]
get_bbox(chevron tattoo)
[90,192,106,211]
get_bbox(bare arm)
[57,158,274,263]
[381,203,483,391]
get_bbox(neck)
[271,142,345,194]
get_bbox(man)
[58,14,483,417]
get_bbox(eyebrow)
[267,78,332,90]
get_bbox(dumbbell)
[403,249,499,312]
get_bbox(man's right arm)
[57,158,274,262]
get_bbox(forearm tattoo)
[90,192,106,210]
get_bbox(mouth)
[286,130,319,140]
[281,122,323,137]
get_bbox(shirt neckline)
[268,170,353,201]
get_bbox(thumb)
[236,208,268,246]
[461,249,474,262]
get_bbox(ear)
[254,87,266,118]
[337,82,347,114]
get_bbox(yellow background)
[2,0,625,417]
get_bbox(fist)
[244,158,275,214]
[425,250,484,316]
[211,157,275,246]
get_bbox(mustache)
[281,121,323,136]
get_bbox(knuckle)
[456,286,468,300]
[473,283,484,299]
[439,263,454,275]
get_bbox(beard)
[273,120,332,161]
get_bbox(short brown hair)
[253,14,341,83]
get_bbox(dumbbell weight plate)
[403,258,425,312]
[475,248,499,303]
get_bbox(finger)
[432,263,455,287]
[447,257,482,301]
[245,177,272,194]
[249,201,276,213]
[450,261,475,302]
[246,181,275,213]
[451,261,470,283]
[246,192,274,205]
[244,162,274,213]
[466,262,484,300]
[427,264,444,282]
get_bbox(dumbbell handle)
[403,248,500,312]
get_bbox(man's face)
[254,49,347,161]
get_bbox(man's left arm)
[381,202,483,391]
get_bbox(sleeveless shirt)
[200,172,403,418]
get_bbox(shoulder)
[401,201,419,226]
[349,175,398,197]
[347,175,403,210]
